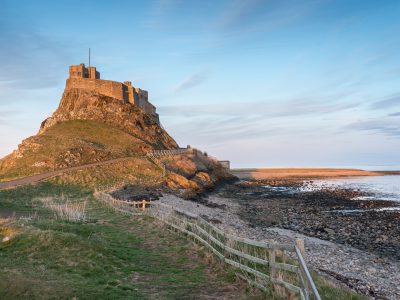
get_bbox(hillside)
[40,88,177,150]
[0,120,153,181]
[0,85,233,196]
[0,85,176,180]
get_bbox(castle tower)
[123,81,135,104]
[88,66,100,79]
[69,63,100,79]
[69,63,87,78]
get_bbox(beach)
[113,168,400,299]
[231,168,383,180]
[162,169,400,299]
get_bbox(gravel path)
[159,194,400,300]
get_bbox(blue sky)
[1,0,400,168]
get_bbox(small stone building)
[66,63,159,124]
[219,160,230,170]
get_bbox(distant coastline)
[230,168,395,180]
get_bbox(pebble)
[158,194,400,300]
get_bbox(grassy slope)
[0,183,367,300]
[0,183,263,300]
[49,157,163,188]
[0,120,151,182]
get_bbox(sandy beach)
[231,168,382,180]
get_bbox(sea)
[301,175,400,203]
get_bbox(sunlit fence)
[147,148,192,158]
[95,192,320,300]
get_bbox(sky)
[0,0,400,169]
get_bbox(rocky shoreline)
[157,192,400,299]
[113,177,400,299]
[218,179,400,260]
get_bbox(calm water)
[301,175,400,202]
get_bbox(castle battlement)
[66,63,159,124]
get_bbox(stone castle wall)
[66,64,159,124]
[66,78,127,102]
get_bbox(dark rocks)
[219,181,400,260]
[111,184,163,201]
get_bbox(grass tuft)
[34,195,88,222]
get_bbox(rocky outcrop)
[40,88,178,150]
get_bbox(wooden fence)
[147,148,192,158]
[94,192,321,300]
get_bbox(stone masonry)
[66,63,159,124]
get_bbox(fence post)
[99,192,321,299]
[296,239,305,258]
[270,248,276,283]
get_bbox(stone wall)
[66,66,159,124]
[66,78,127,102]
[69,63,100,79]
[218,160,231,170]
[69,64,88,79]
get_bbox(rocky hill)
[41,88,178,149]
[0,88,176,180]
[0,85,233,196]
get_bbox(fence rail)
[146,148,192,176]
[95,192,321,300]
[147,148,192,158]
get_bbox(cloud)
[370,93,400,110]
[388,112,400,117]
[386,66,400,76]
[173,71,208,93]
[159,92,359,146]
[160,93,359,118]
[145,0,181,29]
[0,110,20,125]
[216,0,323,33]
[344,118,400,137]
[217,0,265,30]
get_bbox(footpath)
[0,157,131,190]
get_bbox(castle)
[66,63,159,124]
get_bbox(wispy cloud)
[216,0,324,33]
[145,0,181,29]
[160,92,359,118]
[217,0,265,30]
[0,110,20,125]
[159,92,359,146]
[344,118,400,137]
[388,112,400,117]
[370,93,400,110]
[173,71,208,93]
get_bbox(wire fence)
[94,192,321,300]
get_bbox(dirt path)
[0,157,132,190]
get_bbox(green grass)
[0,120,151,181]
[0,183,262,299]
[0,183,368,299]
[313,273,368,300]
[49,157,163,188]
